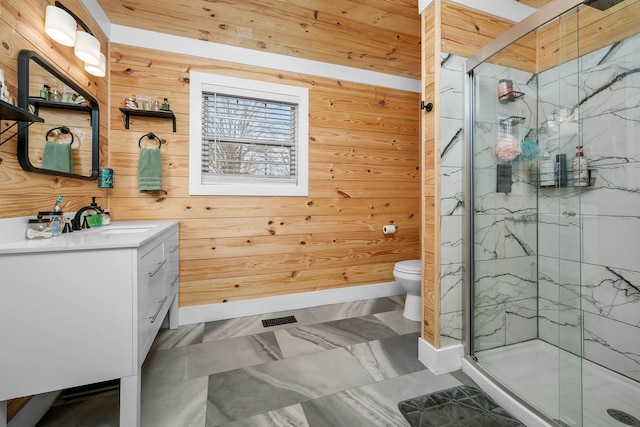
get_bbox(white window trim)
[189,71,309,196]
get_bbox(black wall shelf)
[0,99,44,146]
[29,97,92,115]
[29,97,94,125]
[119,108,176,132]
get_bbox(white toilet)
[393,259,422,321]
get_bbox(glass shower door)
[536,9,583,426]
[469,6,584,424]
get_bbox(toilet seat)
[394,259,422,275]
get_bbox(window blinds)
[201,92,298,182]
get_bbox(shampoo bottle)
[556,154,567,187]
[573,145,588,186]
[539,150,555,187]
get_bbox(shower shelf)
[499,116,526,127]
[533,169,596,188]
[499,90,525,104]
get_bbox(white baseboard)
[461,359,552,427]
[418,338,463,375]
[179,281,403,325]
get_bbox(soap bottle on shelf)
[556,153,567,187]
[572,145,588,186]
[539,150,555,187]
[40,84,51,100]
[161,98,170,111]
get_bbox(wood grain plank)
[179,232,420,260]
[180,245,420,282]
[179,262,399,306]
[99,0,421,78]
[108,197,419,220]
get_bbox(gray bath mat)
[398,385,526,427]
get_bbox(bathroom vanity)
[0,221,179,427]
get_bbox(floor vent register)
[262,315,297,328]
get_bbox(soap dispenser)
[90,197,101,210]
[573,145,588,186]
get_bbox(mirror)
[17,50,99,179]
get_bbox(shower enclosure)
[465,1,640,425]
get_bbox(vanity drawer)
[164,232,179,299]
[137,240,167,362]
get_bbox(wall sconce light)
[44,5,76,47]
[85,53,106,77]
[74,31,100,65]
[44,1,105,76]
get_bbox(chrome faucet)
[72,197,104,230]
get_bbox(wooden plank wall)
[421,3,440,346]
[108,44,421,307]
[0,0,109,219]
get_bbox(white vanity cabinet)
[136,229,179,366]
[0,221,179,427]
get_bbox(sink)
[100,227,152,235]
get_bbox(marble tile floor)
[37,296,478,427]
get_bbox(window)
[189,71,309,196]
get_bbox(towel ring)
[46,126,75,145]
[138,132,163,149]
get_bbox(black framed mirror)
[17,50,99,179]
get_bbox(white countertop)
[0,221,179,254]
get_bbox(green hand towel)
[138,147,162,192]
[42,141,73,174]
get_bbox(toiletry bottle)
[573,145,588,186]
[51,89,62,102]
[40,84,51,100]
[161,98,170,111]
[102,209,111,225]
[556,154,567,187]
[539,150,555,187]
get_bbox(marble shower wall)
[471,60,539,352]
[439,54,540,350]
[537,33,640,382]
[444,37,640,382]
[439,54,466,347]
